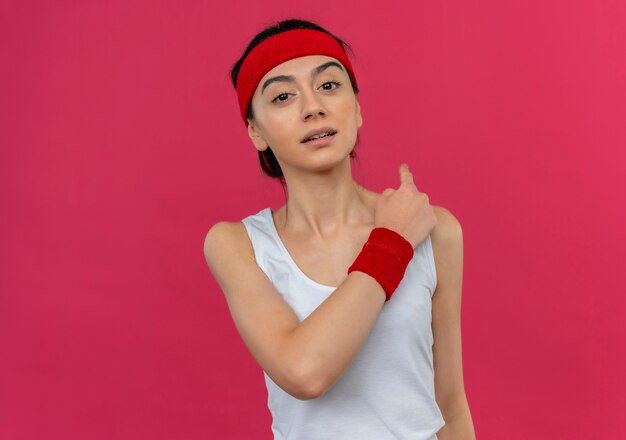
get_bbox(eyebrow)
[261,61,345,94]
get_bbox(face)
[246,55,363,171]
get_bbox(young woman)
[204,18,475,440]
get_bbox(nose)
[300,89,326,121]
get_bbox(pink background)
[1,1,625,439]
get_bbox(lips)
[301,127,337,143]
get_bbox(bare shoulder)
[430,205,463,248]
[429,205,463,293]
[203,220,254,265]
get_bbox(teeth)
[307,131,334,141]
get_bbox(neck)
[277,159,374,239]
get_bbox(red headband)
[236,28,358,126]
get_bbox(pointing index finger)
[400,163,414,187]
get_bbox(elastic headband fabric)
[236,28,358,126]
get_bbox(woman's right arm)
[204,163,435,401]
[203,221,387,401]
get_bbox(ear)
[247,120,269,151]
[355,98,363,129]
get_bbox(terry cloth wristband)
[347,227,415,301]
[236,29,359,126]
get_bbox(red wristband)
[347,227,414,301]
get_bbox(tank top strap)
[240,207,280,281]
[423,233,438,297]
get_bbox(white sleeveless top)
[242,207,446,440]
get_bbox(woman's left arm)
[430,206,476,440]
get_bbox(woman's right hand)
[374,163,437,248]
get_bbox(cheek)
[262,119,296,149]
[341,101,360,129]
[341,102,360,145]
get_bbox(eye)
[271,92,291,103]
[320,80,342,91]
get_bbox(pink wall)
[1,1,625,439]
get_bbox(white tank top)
[241,207,446,440]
